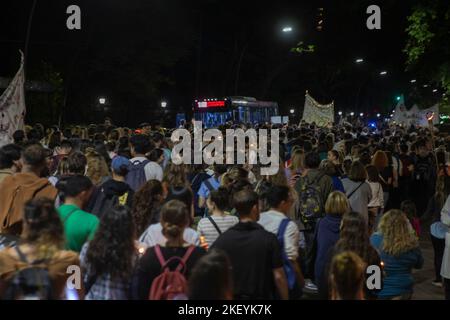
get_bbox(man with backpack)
[0,144,58,236]
[258,185,304,299]
[212,189,289,300]
[127,135,153,191]
[294,152,334,250]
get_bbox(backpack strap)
[276,218,290,249]
[203,179,215,192]
[15,246,28,264]
[346,182,365,199]
[176,245,196,272]
[207,216,222,235]
[62,207,79,224]
[154,245,166,268]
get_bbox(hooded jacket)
[0,172,58,235]
[99,179,134,207]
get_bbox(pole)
[24,0,38,71]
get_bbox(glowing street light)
[282,26,293,33]
[350,112,355,116]
[423,84,429,88]
[377,113,381,118]
[161,101,167,108]
[338,111,343,116]
[379,71,387,76]
[360,113,364,117]
[290,109,295,114]
[355,58,364,63]
[99,97,106,105]
[410,79,416,83]
[433,89,438,93]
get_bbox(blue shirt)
[370,233,424,298]
[197,176,221,199]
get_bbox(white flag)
[0,51,26,147]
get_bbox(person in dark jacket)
[313,191,350,284]
[91,156,134,217]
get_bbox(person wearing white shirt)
[139,222,199,247]
[258,185,304,295]
[144,148,164,181]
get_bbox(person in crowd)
[198,164,228,210]
[80,206,138,299]
[0,144,22,183]
[398,143,414,201]
[188,164,211,217]
[12,130,26,146]
[258,184,304,298]
[294,151,334,249]
[212,189,289,300]
[90,156,134,218]
[0,198,82,299]
[0,144,58,236]
[139,186,199,247]
[152,132,171,169]
[131,180,165,237]
[85,148,110,186]
[67,151,88,175]
[131,200,206,299]
[312,191,349,288]
[319,211,381,299]
[197,187,239,248]
[49,140,73,175]
[56,175,99,252]
[145,148,164,181]
[285,148,305,186]
[442,230,450,300]
[188,248,233,300]
[341,161,372,225]
[319,160,345,192]
[370,210,424,300]
[411,139,437,216]
[329,251,366,300]
[327,149,343,177]
[162,162,189,191]
[401,200,421,237]
[371,150,390,209]
[49,156,70,186]
[366,165,384,233]
[128,134,153,189]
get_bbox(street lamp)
[290,109,295,114]
[360,113,364,117]
[355,58,364,63]
[377,113,381,118]
[410,79,416,83]
[161,101,167,108]
[338,111,343,116]
[350,112,355,116]
[282,26,293,33]
[379,71,387,76]
[99,98,106,105]
[433,89,438,93]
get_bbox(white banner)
[301,92,334,127]
[0,51,26,147]
[393,102,439,127]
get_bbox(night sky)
[0,0,427,126]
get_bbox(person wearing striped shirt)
[197,187,238,247]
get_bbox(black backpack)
[3,246,53,300]
[90,188,123,219]
[415,157,432,182]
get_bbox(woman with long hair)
[80,206,138,299]
[162,162,189,191]
[366,165,384,234]
[0,198,82,300]
[131,180,165,237]
[85,148,110,186]
[131,200,206,299]
[319,211,381,299]
[371,150,391,209]
[370,210,424,299]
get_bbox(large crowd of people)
[0,117,449,300]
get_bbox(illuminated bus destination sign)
[196,100,226,108]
